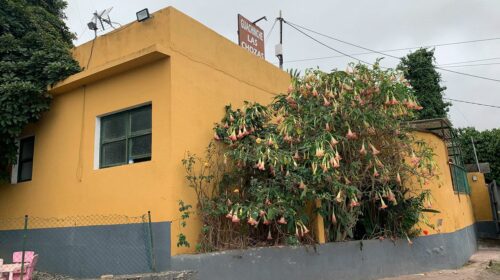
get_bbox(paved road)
[379,244,500,280]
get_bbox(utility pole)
[471,136,481,172]
[275,10,284,69]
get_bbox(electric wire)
[284,21,500,109]
[266,19,278,42]
[284,22,500,63]
[439,57,500,66]
[443,98,500,109]
[284,21,374,66]
[285,21,500,83]
[86,31,97,69]
[438,62,500,68]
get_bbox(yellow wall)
[411,132,475,235]
[468,172,493,221]
[0,7,289,255]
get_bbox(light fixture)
[136,8,150,22]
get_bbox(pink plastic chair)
[11,252,38,280]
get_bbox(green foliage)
[456,127,500,183]
[185,63,438,251]
[398,48,450,120]
[176,200,193,248]
[0,0,80,180]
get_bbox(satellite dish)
[88,7,117,32]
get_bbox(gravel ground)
[379,240,500,280]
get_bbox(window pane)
[102,115,126,140]
[20,137,34,161]
[102,141,126,166]
[19,162,33,182]
[130,107,152,133]
[130,134,151,158]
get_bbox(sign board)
[238,14,265,59]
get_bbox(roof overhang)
[49,44,170,95]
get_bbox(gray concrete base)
[171,225,477,280]
[476,221,500,239]
[0,222,171,278]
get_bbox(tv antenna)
[87,7,118,34]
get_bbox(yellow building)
[0,6,288,259]
[0,6,484,279]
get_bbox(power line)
[266,19,278,42]
[439,57,500,66]
[438,62,500,68]
[284,23,500,63]
[284,21,374,66]
[285,21,500,84]
[444,98,500,109]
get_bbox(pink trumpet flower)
[396,173,402,185]
[331,212,337,224]
[346,128,358,140]
[312,88,318,96]
[287,84,294,93]
[247,217,258,226]
[293,150,301,160]
[301,224,310,235]
[335,190,343,203]
[332,157,340,168]
[278,216,287,225]
[323,96,331,106]
[350,198,360,207]
[387,189,396,202]
[259,210,266,217]
[298,181,306,189]
[224,122,229,128]
[330,136,339,146]
[370,143,380,155]
[267,230,273,240]
[257,160,265,171]
[379,195,388,210]
[359,142,367,156]
[214,132,221,141]
[229,131,237,141]
[232,214,240,223]
[373,167,380,177]
[325,123,331,132]
[315,147,325,158]
[335,150,342,161]
[226,210,233,219]
[237,129,244,139]
[390,96,399,105]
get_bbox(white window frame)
[11,135,35,184]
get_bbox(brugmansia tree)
[184,63,437,252]
[398,48,450,120]
[0,0,80,180]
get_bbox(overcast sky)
[64,0,500,131]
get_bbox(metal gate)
[488,180,500,234]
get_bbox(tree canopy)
[398,48,450,120]
[456,127,500,183]
[0,0,80,180]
